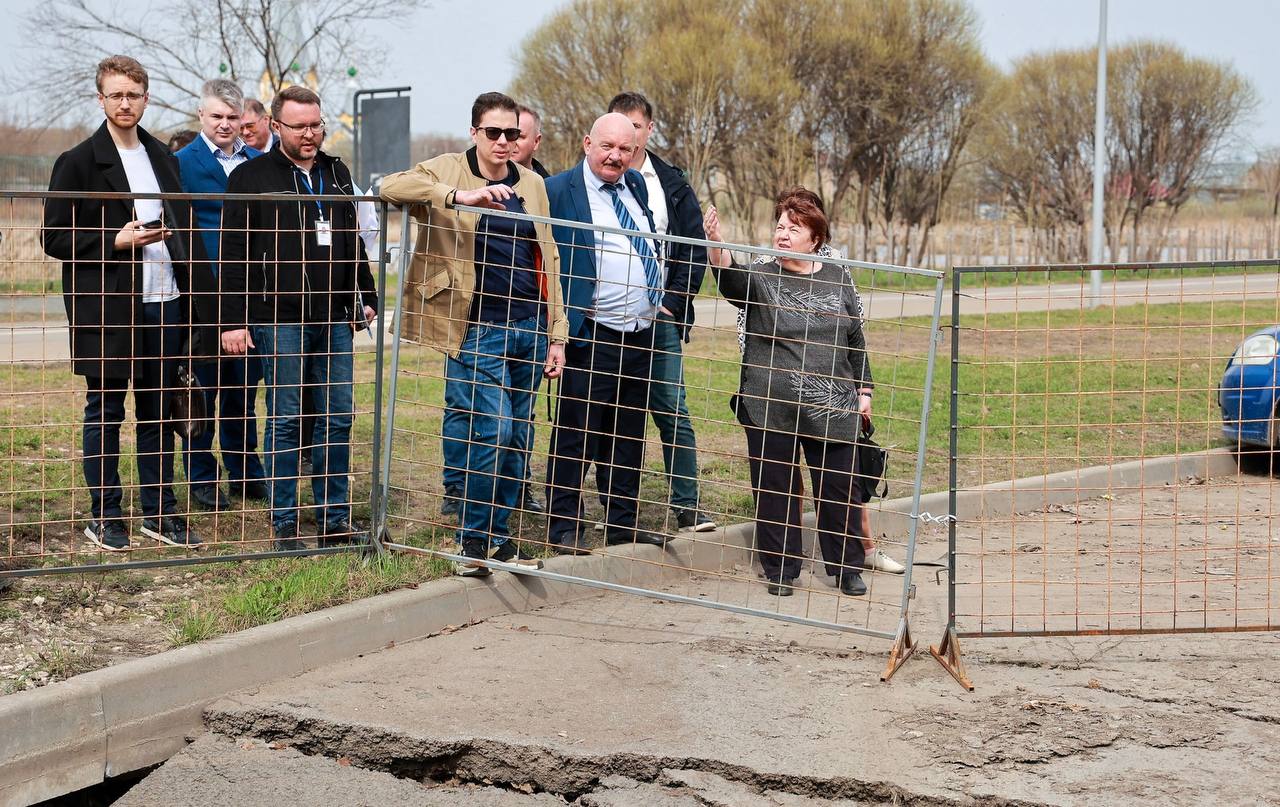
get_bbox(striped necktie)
[602,182,664,309]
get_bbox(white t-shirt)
[117,144,178,303]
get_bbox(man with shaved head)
[542,112,696,555]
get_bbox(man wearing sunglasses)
[218,85,379,551]
[381,91,568,576]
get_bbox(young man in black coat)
[41,55,217,551]
[219,85,378,551]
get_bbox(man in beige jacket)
[381,91,568,574]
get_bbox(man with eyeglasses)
[41,54,217,551]
[381,91,568,575]
[240,98,276,153]
[218,85,379,551]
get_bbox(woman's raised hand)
[703,206,723,242]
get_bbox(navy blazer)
[176,137,261,265]
[545,160,662,343]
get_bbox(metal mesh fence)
[0,190,388,576]
[948,260,1280,643]
[381,201,945,659]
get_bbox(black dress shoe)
[521,489,546,514]
[549,536,593,556]
[766,578,795,597]
[191,485,231,512]
[604,528,668,547]
[840,572,868,597]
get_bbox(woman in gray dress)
[704,187,873,597]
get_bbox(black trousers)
[82,299,181,520]
[742,412,866,583]
[546,320,655,543]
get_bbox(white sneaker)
[866,547,906,575]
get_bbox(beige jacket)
[380,149,569,355]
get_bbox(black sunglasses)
[478,126,521,142]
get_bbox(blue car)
[1220,326,1280,448]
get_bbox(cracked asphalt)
[114,560,1280,806]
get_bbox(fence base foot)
[880,619,917,683]
[928,626,974,691]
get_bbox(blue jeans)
[445,317,546,547]
[594,316,700,511]
[441,408,466,493]
[181,353,267,487]
[251,322,354,531]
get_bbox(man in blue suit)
[543,112,697,555]
[175,79,269,509]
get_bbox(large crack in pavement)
[203,706,1056,806]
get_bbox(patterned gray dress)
[715,258,873,442]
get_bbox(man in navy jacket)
[543,113,694,555]
[175,79,269,510]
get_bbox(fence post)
[926,265,973,690]
[366,201,391,557]
[377,206,414,537]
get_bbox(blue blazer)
[545,160,659,343]
[176,138,261,266]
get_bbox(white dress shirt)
[583,161,663,332]
[636,152,669,240]
[199,131,251,177]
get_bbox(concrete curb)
[0,543,699,807]
[0,447,1242,805]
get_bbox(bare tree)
[1108,41,1257,260]
[22,0,426,125]
[977,49,1100,262]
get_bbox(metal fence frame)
[0,189,394,578]
[0,189,950,679]
[378,202,947,679]
[936,258,1280,690]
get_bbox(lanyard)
[294,167,325,219]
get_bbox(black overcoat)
[41,122,217,379]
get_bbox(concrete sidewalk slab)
[202,573,1280,806]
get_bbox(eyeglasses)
[276,119,326,134]
[102,92,144,103]
[478,126,521,142]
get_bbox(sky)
[1,0,1276,151]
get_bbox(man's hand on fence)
[454,185,514,210]
[113,219,170,251]
[544,343,565,379]
[221,328,254,355]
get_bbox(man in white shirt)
[41,55,217,551]
[543,112,676,554]
[176,79,268,512]
[607,92,714,533]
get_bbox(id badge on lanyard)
[296,167,330,247]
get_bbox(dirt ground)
[105,473,1280,806]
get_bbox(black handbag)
[855,417,888,501]
[170,364,209,440]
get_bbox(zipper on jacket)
[260,252,269,302]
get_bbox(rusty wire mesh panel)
[0,190,388,577]
[949,260,1280,638]
[381,202,945,645]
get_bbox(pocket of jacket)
[418,267,452,301]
